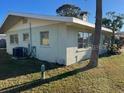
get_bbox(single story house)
[115,32,124,38]
[115,32,124,46]
[0,12,112,65]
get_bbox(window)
[23,33,29,41]
[10,34,18,44]
[78,32,92,48]
[103,35,111,46]
[40,31,49,46]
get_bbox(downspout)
[29,19,32,56]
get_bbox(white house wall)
[31,24,67,65]
[66,26,108,65]
[6,28,31,54]
[6,18,67,65]
[66,27,91,65]
[5,17,109,66]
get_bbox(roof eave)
[0,12,112,33]
[72,17,112,33]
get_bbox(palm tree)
[89,0,102,67]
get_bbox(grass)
[0,49,124,93]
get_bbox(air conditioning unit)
[13,47,28,59]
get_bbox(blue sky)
[0,0,124,31]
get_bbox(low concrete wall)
[66,46,107,65]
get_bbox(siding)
[66,26,108,65]
[6,18,109,65]
[6,18,67,65]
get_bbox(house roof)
[115,32,124,37]
[116,32,124,35]
[0,12,112,33]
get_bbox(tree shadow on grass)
[0,49,63,80]
[0,58,63,80]
[0,64,93,93]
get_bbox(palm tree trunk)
[89,0,102,67]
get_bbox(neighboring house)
[0,12,112,65]
[116,32,124,46]
[116,32,124,38]
[0,34,6,48]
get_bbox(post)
[29,19,32,56]
[41,64,45,80]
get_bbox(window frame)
[10,34,19,44]
[23,33,29,42]
[78,32,92,49]
[40,31,49,46]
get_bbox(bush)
[107,44,121,55]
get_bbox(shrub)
[107,44,121,55]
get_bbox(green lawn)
[0,49,124,93]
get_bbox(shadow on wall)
[76,48,91,63]
[66,47,91,65]
[77,47,108,63]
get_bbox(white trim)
[0,34,6,36]
[0,12,112,33]
[73,17,112,32]
[77,47,91,52]
[8,12,73,22]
